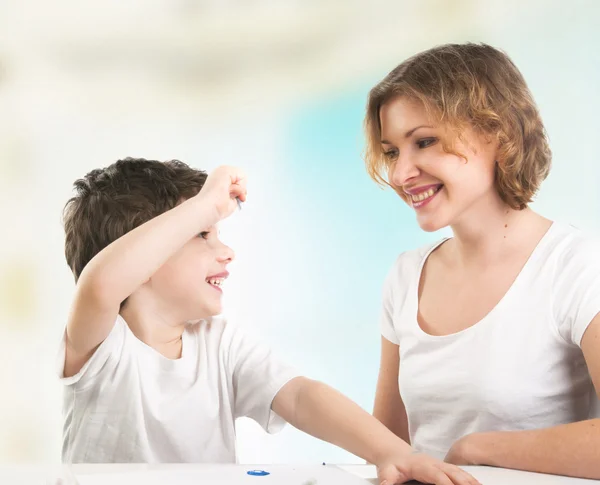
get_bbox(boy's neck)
[120,303,187,360]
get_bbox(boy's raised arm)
[63,166,246,377]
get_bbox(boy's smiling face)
[147,225,235,322]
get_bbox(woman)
[365,43,600,479]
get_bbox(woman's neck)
[449,195,549,267]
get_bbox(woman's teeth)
[411,186,440,202]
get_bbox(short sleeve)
[553,232,600,347]
[224,324,301,433]
[381,259,400,345]
[56,316,126,387]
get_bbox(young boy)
[57,158,478,485]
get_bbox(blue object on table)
[247,470,270,476]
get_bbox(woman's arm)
[446,314,600,480]
[374,336,410,444]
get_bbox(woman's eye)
[417,138,437,149]
[383,149,398,161]
[198,231,209,239]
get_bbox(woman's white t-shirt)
[381,221,600,459]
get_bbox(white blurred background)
[0,0,599,465]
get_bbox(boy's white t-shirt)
[57,316,300,463]
[381,221,600,459]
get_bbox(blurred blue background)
[0,0,598,465]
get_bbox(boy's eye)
[198,231,210,239]
[417,137,437,149]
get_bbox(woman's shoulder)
[384,237,449,289]
[546,221,600,268]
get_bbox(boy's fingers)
[229,168,247,188]
[229,180,247,200]
[428,470,453,485]
[378,466,407,485]
[441,464,480,485]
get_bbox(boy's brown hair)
[63,157,207,282]
[364,42,551,210]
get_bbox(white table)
[342,464,598,484]
[0,463,597,485]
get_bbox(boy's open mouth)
[206,273,228,292]
[206,277,224,289]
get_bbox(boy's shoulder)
[188,315,258,361]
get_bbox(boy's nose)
[217,244,235,263]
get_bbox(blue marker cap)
[247,470,270,476]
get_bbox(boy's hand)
[196,165,247,222]
[378,452,481,485]
[272,379,480,485]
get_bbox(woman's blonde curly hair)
[364,43,551,210]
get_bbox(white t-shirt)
[381,221,600,459]
[57,316,300,463]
